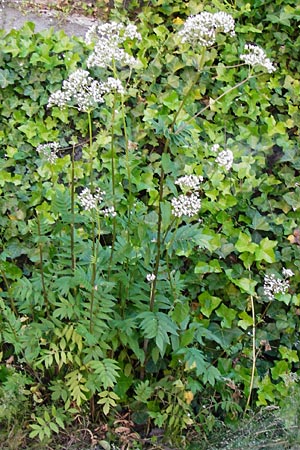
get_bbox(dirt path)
[1,2,97,36]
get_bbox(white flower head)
[101,77,125,95]
[178,11,235,47]
[240,44,276,73]
[215,149,233,171]
[86,21,141,69]
[175,175,203,191]
[36,142,59,163]
[48,69,106,112]
[48,69,125,111]
[78,187,105,211]
[263,273,290,301]
[171,193,201,218]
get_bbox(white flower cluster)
[175,175,203,191]
[178,11,235,47]
[101,77,125,95]
[78,187,116,218]
[36,142,59,164]
[263,268,294,301]
[215,149,234,171]
[240,44,276,73]
[47,69,124,112]
[171,193,201,218]
[78,187,105,211]
[85,21,141,69]
[172,173,202,218]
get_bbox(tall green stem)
[87,111,94,190]
[70,143,76,272]
[36,212,49,317]
[244,293,256,415]
[148,47,207,314]
[108,95,117,278]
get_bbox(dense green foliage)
[0,0,300,448]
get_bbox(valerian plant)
[0,4,299,447]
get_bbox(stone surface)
[0,2,97,36]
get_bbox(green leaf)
[0,69,15,88]
[255,237,277,263]
[138,311,178,356]
[250,211,271,231]
[202,365,221,387]
[271,360,289,380]
[89,359,120,389]
[283,188,300,211]
[180,347,206,377]
[194,259,222,274]
[171,301,189,324]
[216,304,236,328]
[279,346,299,363]
[198,292,222,318]
[238,311,253,330]
[161,90,180,110]
[235,232,258,254]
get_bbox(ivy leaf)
[216,304,237,328]
[238,311,253,330]
[235,232,258,254]
[0,69,15,88]
[194,259,222,274]
[255,237,277,263]
[250,211,271,231]
[198,292,222,318]
[227,275,257,296]
[283,188,300,211]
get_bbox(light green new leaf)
[235,232,258,254]
[198,292,222,317]
[255,237,277,263]
[238,311,253,330]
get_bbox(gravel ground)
[0,2,97,36]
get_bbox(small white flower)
[78,187,105,211]
[146,273,156,283]
[240,44,276,73]
[175,175,203,191]
[263,274,290,301]
[36,142,59,163]
[282,268,294,278]
[171,193,201,218]
[211,143,220,153]
[215,149,233,170]
[178,11,235,47]
[102,206,117,218]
